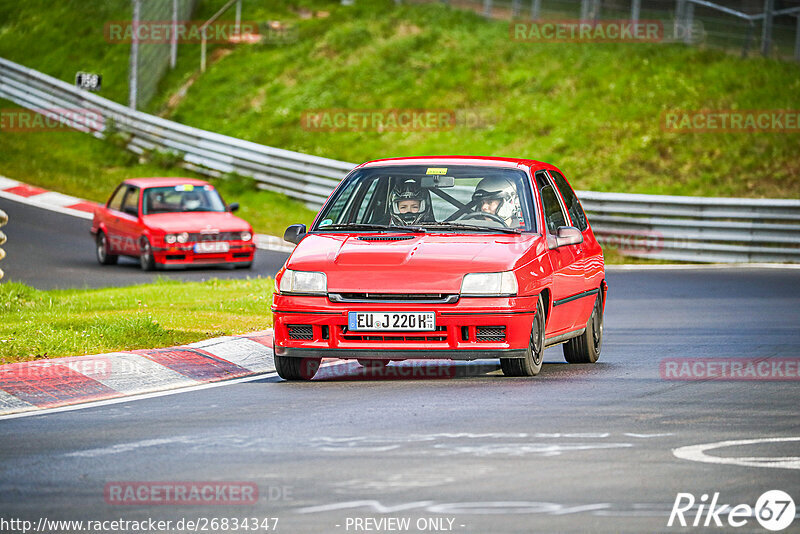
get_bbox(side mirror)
[284,224,307,245]
[552,226,583,248]
[228,202,240,213]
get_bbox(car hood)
[287,233,545,293]
[142,212,251,233]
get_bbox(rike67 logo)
[668,490,796,531]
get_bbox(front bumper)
[272,294,539,360]
[152,242,255,266]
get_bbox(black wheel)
[275,354,321,380]
[501,296,545,377]
[563,291,603,364]
[139,237,156,271]
[358,359,389,368]
[96,232,118,265]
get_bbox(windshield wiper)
[420,222,523,234]
[319,223,426,233]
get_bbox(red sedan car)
[91,178,255,270]
[272,156,606,380]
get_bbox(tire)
[95,232,118,265]
[501,296,545,377]
[358,359,389,368]
[563,291,603,364]
[275,354,321,380]
[139,237,156,271]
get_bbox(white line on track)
[0,372,276,422]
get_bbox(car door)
[535,170,584,335]
[103,184,131,254]
[548,169,596,326]
[115,185,142,255]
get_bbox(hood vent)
[357,235,415,241]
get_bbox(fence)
[416,0,800,61]
[1,56,799,263]
[129,0,197,109]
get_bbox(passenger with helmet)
[389,178,434,225]
[471,176,521,227]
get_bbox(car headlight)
[461,271,518,296]
[165,234,177,244]
[177,232,189,243]
[279,269,327,295]
[240,231,252,242]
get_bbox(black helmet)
[389,179,433,225]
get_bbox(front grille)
[187,231,240,242]
[329,293,459,304]
[340,326,447,342]
[287,325,313,340]
[476,326,506,342]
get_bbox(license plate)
[194,241,229,253]
[348,312,436,332]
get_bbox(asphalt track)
[2,198,800,532]
[0,197,290,289]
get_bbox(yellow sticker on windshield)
[175,184,195,191]
[426,168,448,175]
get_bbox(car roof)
[122,177,211,188]
[357,155,554,170]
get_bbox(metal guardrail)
[1,56,799,263]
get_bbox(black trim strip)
[274,347,528,360]
[553,288,599,307]
[545,328,586,347]
[439,310,536,316]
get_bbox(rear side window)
[107,185,127,211]
[121,186,140,216]
[550,170,588,232]
[535,171,567,234]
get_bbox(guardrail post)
[631,0,641,24]
[128,0,141,109]
[483,0,492,17]
[0,209,7,280]
[512,0,521,18]
[235,0,242,36]
[795,15,800,62]
[530,0,541,20]
[684,1,694,44]
[762,0,774,56]
[170,0,178,69]
[201,26,207,72]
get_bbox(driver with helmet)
[389,178,434,225]
[471,176,521,227]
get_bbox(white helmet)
[472,176,519,222]
[389,179,432,225]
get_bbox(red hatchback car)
[91,178,255,270]
[272,156,606,380]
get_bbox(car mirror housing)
[284,224,307,245]
[228,202,240,212]
[551,226,583,249]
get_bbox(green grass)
[0,278,274,364]
[156,0,800,199]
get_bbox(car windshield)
[142,185,227,215]
[313,165,536,232]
